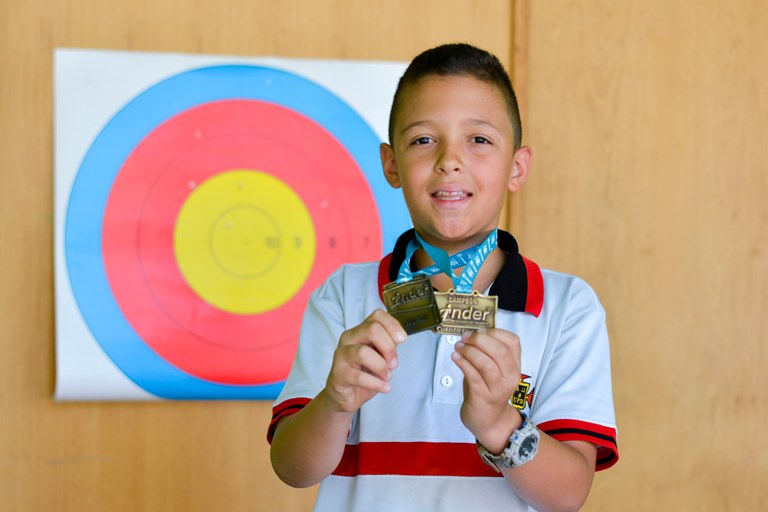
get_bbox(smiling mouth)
[432,190,471,201]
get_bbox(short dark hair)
[388,43,522,149]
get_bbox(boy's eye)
[471,136,491,144]
[412,136,434,145]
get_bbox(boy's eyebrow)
[465,118,502,132]
[399,120,432,135]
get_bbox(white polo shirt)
[269,230,618,512]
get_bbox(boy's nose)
[435,144,463,174]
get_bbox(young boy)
[268,43,618,511]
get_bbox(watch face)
[519,435,537,459]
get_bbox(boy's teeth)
[434,190,468,200]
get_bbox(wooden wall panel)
[0,1,513,511]
[513,1,767,510]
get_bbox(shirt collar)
[378,229,543,317]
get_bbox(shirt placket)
[432,334,463,404]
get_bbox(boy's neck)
[415,232,490,256]
[413,246,508,294]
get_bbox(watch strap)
[476,412,540,472]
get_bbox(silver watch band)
[476,412,540,472]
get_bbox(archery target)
[60,59,410,399]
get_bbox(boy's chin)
[420,227,495,249]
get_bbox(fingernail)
[389,357,398,369]
[386,370,392,380]
[461,331,472,340]
[395,332,406,343]
[455,341,464,349]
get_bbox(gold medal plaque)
[383,274,441,334]
[433,289,498,335]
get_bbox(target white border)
[54,49,407,400]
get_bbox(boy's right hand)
[325,309,407,414]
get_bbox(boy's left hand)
[451,328,523,453]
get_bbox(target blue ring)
[65,65,410,399]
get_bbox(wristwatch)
[476,412,540,472]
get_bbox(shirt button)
[440,375,454,388]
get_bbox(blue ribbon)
[396,230,498,293]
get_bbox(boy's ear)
[508,146,532,192]
[380,143,401,189]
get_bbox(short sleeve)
[266,273,347,443]
[532,277,619,470]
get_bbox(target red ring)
[102,99,380,384]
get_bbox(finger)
[332,363,391,395]
[349,367,392,394]
[348,344,392,381]
[368,309,407,344]
[362,321,401,369]
[450,347,489,394]
[460,330,520,381]
[461,328,520,355]
[361,310,406,369]
[338,310,405,372]
[452,339,502,394]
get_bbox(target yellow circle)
[174,170,316,314]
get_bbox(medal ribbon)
[396,241,474,283]
[396,230,498,293]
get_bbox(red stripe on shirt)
[266,397,312,444]
[538,419,619,471]
[522,256,544,317]
[332,441,501,478]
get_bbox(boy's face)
[381,75,531,251]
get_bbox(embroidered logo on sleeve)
[510,374,535,410]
